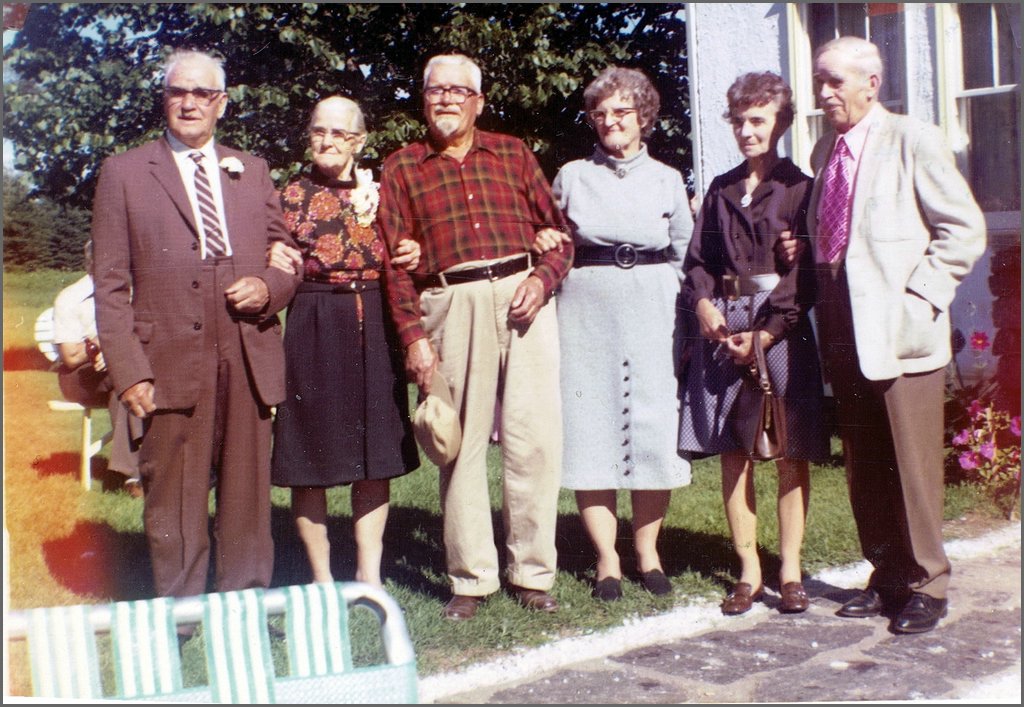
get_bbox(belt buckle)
[722,274,741,301]
[485,263,499,282]
[613,243,638,269]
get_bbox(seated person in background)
[53,240,141,495]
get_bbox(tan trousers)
[419,262,563,596]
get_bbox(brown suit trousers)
[817,264,951,599]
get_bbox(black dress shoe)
[593,577,623,602]
[836,587,884,618]
[640,569,672,596]
[893,593,947,634]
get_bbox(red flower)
[970,331,991,351]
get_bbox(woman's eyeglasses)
[309,128,363,145]
[586,108,638,124]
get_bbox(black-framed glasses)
[424,85,478,104]
[164,86,224,105]
[586,107,638,124]
[309,127,363,145]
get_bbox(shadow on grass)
[271,503,450,600]
[42,521,154,600]
[3,345,53,372]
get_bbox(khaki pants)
[419,263,563,596]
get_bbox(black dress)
[678,159,830,461]
[271,170,419,487]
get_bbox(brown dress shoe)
[511,586,559,612]
[779,582,810,613]
[443,594,484,621]
[721,582,763,615]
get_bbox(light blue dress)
[553,145,693,490]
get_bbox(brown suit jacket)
[92,136,300,409]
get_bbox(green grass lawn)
[3,269,1007,693]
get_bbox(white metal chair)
[34,306,112,490]
[7,582,419,703]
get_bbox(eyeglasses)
[309,128,363,145]
[586,107,638,124]
[424,85,478,104]
[164,86,224,105]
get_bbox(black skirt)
[271,281,420,487]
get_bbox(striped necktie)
[189,151,228,257]
[818,137,853,263]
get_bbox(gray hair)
[814,36,884,84]
[423,54,483,94]
[163,49,227,91]
[583,66,661,138]
[309,95,367,134]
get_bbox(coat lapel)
[848,108,891,240]
[148,137,200,238]
[214,145,243,244]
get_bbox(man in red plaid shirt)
[378,53,574,621]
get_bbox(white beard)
[432,115,460,139]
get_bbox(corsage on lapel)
[219,156,245,178]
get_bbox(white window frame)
[936,2,1020,229]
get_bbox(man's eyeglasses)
[309,128,363,145]
[586,107,638,124]
[424,85,478,104]
[164,86,224,105]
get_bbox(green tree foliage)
[5,2,689,213]
[3,170,92,271]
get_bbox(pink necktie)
[819,137,852,263]
[190,152,228,257]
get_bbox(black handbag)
[733,334,787,461]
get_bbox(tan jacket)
[808,107,986,380]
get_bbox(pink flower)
[970,331,991,351]
[958,451,979,470]
[952,429,971,446]
[968,399,986,419]
[1011,416,1021,438]
[979,441,996,461]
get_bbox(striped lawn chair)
[273,582,418,704]
[25,603,102,699]
[202,588,276,703]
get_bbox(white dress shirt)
[166,132,233,258]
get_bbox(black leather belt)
[297,280,380,294]
[414,254,531,289]
[574,244,668,269]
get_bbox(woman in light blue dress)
[553,67,693,601]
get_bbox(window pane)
[808,3,837,51]
[964,92,1021,211]
[960,3,994,89]
[870,10,905,106]
[837,2,866,38]
[995,3,1021,85]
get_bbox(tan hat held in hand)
[413,369,462,466]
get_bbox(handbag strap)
[753,334,772,394]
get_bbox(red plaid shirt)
[378,129,572,347]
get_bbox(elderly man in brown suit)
[92,49,300,599]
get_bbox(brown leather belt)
[414,254,531,289]
[574,244,668,269]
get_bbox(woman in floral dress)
[269,96,421,587]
